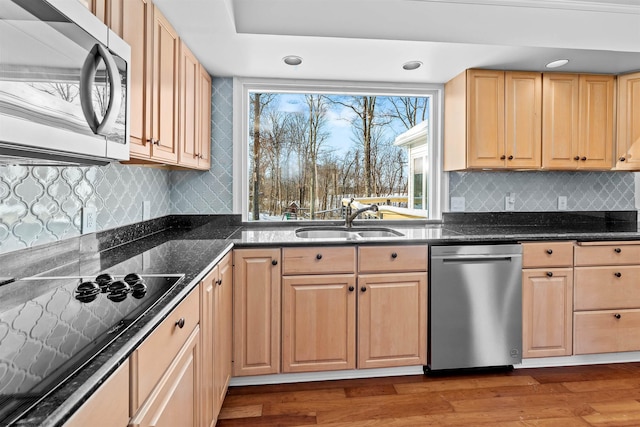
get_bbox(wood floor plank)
[215,414,317,426]
[582,412,640,426]
[394,375,539,394]
[222,387,346,407]
[562,378,640,393]
[217,404,263,420]
[344,384,397,398]
[588,400,640,413]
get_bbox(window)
[233,78,444,222]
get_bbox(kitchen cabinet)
[177,43,211,170]
[130,288,200,422]
[200,252,232,427]
[574,241,640,355]
[521,242,574,358]
[233,248,281,376]
[615,72,640,170]
[63,360,130,427]
[443,69,541,170]
[542,73,615,169]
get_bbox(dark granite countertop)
[4,211,640,426]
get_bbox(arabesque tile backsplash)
[0,76,637,255]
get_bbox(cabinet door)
[151,6,179,164]
[505,72,541,169]
[215,253,233,417]
[63,360,129,427]
[200,266,218,427]
[179,42,200,169]
[198,65,212,171]
[542,73,580,169]
[233,249,281,376]
[358,273,427,369]
[467,70,505,168]
[575,309,640,354]
[578,74,614,169]
[122,0,153,158]
[616,72,640,170]
[522,268,573,358]
[131,328,200,427]
[282,274,356,373]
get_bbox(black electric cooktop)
[0,272,184,426]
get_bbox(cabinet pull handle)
[500,155,506,160]
[620,157,626,162]
[508,155,514,160]
[361,286,367,292]
[391,252,398,259]
[348,286,355,292]
[614,313,621,319]
[614,248,622,253]
[271,259,278,266]
[316,253,323,260]
[574,156,580,161]
[546,271,553,277]
[581,156,587,161]
[615,272,622,278]
[175,317,185,329]
[546,249,553,255]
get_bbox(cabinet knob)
[614,248,622,253]
[546,271,553,277]
[348,286,355,292]
[500,155,506,160]
[217,279,223,286]
[546,249,553,255]
[146,138,154,146]
[614,313,621,319]
[175,317,185,329]
[316,253,323,260]
[508,155,514,160]
[199,154,203,159]
[615,272,622,278]
[361,286,367,292]
[574,156,580,161]
[620,157,626,162]
[581,156,587,161]
[193,153,199,158]
[271,259,278,265]
[391,252,398,259]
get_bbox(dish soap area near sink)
[295,226,404,240]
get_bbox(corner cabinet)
[521,242,574,358]
[444,69,541,170]
[233,248,281,376]
[615,72,640,170]
[542,73,614,170]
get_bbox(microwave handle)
[80,43,122,135]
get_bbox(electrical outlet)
[142,201,151,221]
[558,196,568,210]
[82,207,97,234]
[450,197,465,212]
[505,193,515,211]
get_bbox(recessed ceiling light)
[283,55,302,66]
[402,61,422,71]
[546,59,569,69]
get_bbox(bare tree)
[388,96,429,129]
[305,94,329,219]
[249,93,275,220]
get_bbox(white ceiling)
[153,0,640,84]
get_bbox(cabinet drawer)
[522,241,574,268]
[574,309,640,354]
[283,247,355,275]
[574,242,640,266]
[132,288,200,412]
[358,245,427,273]
[574,266,640,310]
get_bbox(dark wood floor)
[217,363,640,426]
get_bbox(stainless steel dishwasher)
[428,244,522,372]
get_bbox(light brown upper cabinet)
[444,69,541,170]
[615,72,640,170]
[542,73,615,169]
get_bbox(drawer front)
[283,247,356,275]
[358,245,428,273]
[133,288,200,411]
[575,266,640,310]
[574,309,640,354]
[574,243,640,266]
[522,241,574,268]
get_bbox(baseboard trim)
[518,351,640,369]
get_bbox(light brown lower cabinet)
[574,310,640,354]
[63,360,130,427]
[522,268,573,358]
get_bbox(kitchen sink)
[295,227,404,239]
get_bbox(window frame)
[232,77,447,222]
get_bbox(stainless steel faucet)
[345,203,378,228]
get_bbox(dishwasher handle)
[440,255,517,264]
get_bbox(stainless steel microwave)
[0,0,130,165]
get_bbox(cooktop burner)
[0,272,184,426]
